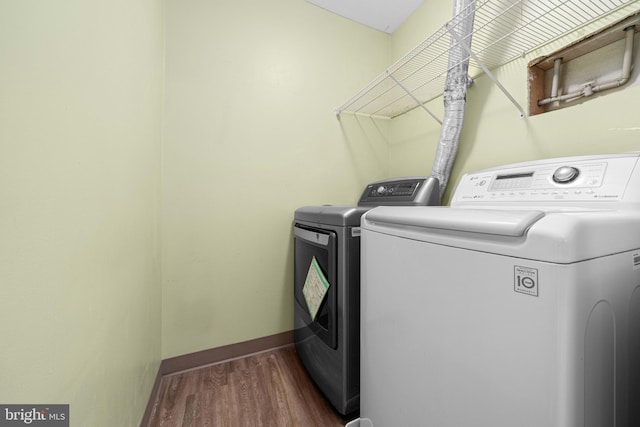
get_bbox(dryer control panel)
[451,153,640,207]
[358,176,440,207]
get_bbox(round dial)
[376,185,387,195]
[553,166,580,184]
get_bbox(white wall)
[161,0,389,358]
[0,1,164,425]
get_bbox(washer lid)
[362,206,640,263]
[365,207,545,237]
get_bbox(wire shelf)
[336,0,640,119]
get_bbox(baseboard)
[140,330,294,426]
[159,330,294,375]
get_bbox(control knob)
[553,166,580,184]
[376,186,387,195]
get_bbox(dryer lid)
[295,205,370,226]
[364,207,545,237]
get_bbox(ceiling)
[305,0,426,34]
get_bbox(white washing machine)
[357,153,640,427]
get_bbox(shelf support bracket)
[447,25,525,118]
[387,72,442,124]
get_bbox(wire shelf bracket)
[446,22,525,118]
[387,72,443,124]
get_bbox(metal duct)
[431,0,476,200]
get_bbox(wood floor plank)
[200,363,228,390]
[146,346,350,427]
[211,385,233,426]
[266,352,300,425]
[250,354,281,426]
[229,364,259,426]
[278,347,344,426]
[181,394,199,427]
[155,374,187,426]
[196,390,216,427]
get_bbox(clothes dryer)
[294,177,439,415]
[358,153,640,427]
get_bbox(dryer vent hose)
[431,0,476,199]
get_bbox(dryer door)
[294,224,338,349]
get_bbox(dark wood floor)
[146,345,352,426]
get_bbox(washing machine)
[358,153,640,427]
[293,176,439,416]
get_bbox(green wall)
[161,0,390,358]
[0,0,164,425]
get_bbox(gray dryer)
[293,176,439,416]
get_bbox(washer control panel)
[452,154,640,206]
